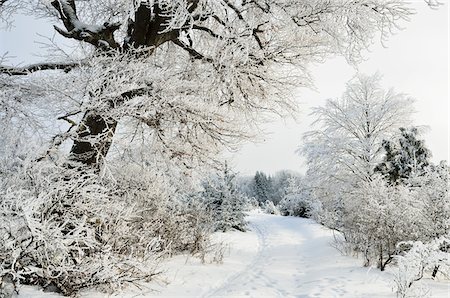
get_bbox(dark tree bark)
[431,265,440,278]
[69,112,117,166]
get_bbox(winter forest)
[0,0,448,297]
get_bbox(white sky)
[0,2,448,176]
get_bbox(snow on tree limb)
[50,0,121,48]
[0,61,80,75]
[303,73,414,186]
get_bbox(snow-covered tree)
[375,127,432,185]
[201,163,247,232]
[238,170,300,205]
[271,170,301,205]
[298,74,448,273]
[252,171,273,203]
[303,73,413,184]
[236,175,254,199]
[278,176,320,218]
[301,73,414,228]
[0,1,415,171]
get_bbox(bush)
[262,200,280,215]
[0,160,214,295]
[341,176,423,270]
[278,193,319,218]
[278,178,321,218]
[394,238,450,298]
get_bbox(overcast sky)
[0,2,448,176]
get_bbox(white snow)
[16,211,450,298]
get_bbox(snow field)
[16,212,449,298]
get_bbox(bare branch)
[173,39,214,63]
[192,25,224,40]
[0,62,80,75]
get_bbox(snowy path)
[18,212,449,298]
[201,213,394,298]
[147,212,448,298]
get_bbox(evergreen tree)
[252,171,273,203]
[271,171,300,205]
[375,127,431,184]
[201,164,247,232]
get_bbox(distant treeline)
[237,170,302,205]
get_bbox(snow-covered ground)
[17,212,449,297]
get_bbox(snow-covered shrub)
[278,178,321,218]
[246,197,260,210]
[342,176,424,270]
[0,159,214,295]
[262,200,280,215]
[329,162,449,274]
[278,192,321,218]
[407,162,449,242]
[201,165,247,232]
[394,238,450,298]
[0,162,156,295]
[394,242,431,298]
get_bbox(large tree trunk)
[69,112,117,167]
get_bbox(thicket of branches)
[0,154,216,295]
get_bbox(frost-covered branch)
[303,73,413,186]
[50,0,120,48]
[0,61,79,75]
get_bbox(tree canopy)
[0,0,414,172]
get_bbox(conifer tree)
[252,171,273,203]
[201,164,247,232]
[375,127,431,184]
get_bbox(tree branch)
[50,0,120,48]
[192,25,225,40]
[173,39,213,63]
[0,62,80,75]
